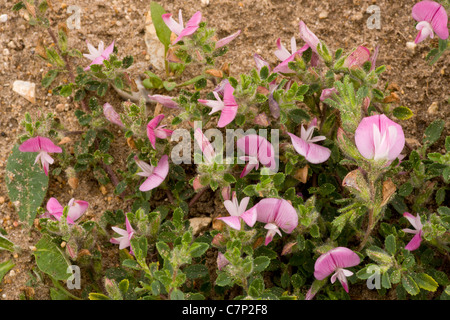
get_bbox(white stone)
[0,14,7,23]
[12,80,36,104]
[189,217,212,235]
[406,41,417,53]
[144,11,167,71]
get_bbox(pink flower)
[402,212,423,251]
[412,1,449,44]
[194,128,216,165]
[162,10,202,44]
[83,40,115,71]
[314,247,361,293]
[103,103,124,128]
[110,216,135,255]
[299,21,320,54]
[343,46,371,69]
[19,136,62,176]
[216,192,257,230]
[354,114,405,162]
[215,30,241,49]
[273,37,309,74]
[217,252,230,271]
[320,88,338,101]
[253,198,298,246]
[287,118,331,164]
[253,54,271,72]
[198,82,238,128]
[44,197,89,224]
[147,95,179,109]
[237,134,277,177]
[135,155,169,192]
[147,115,173,149]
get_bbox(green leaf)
[122,56,133,69]
[189,242,209,258]
[5,145,49,225]
[96,82,108,97]
[89,293,111,300]
[150,2,172,48]
[33,235,71,281]
[163,81,177,91]
[130,236,148,263]
[0,234,15,252]
[402,275,420,296]
[41,70,59,88]
[253,256,270,273]
[366,246,393,265]
[423,119,444,146]
[288,109,311,124]
[184,265,209,279]
[215,272,232,287]
[0,260,15,284]
[393,106,413,120]
[60,84,73,97]
[415,273,438,292]
[384,234,396,256]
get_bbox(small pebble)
[319,11,328,19]
[406,41,416,53]
[427,102,438,114]
[0,196,5,204]
[0,14,7,23]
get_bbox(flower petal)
[216,216,242,230]
[343,46,370,69]
[139,155,169,191]
[216,30,241,49]
[299,21,320,54]
[305,142,331,164]
[314,247,360,280]
[147,95,179,108]
[162,13,184,35]
[405,231,423,251]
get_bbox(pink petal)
[216,30,241,49]
[412,1,443,23]
[162,13,183,35]
[355,114,405,161]
[147,95,179,109]
[46,197,64,219]
[147,128,156,149]
[274,38,292,61]
[405,231,423,251]
[102,41,115,59]
[217,83,238,127]
[139,155,169,191]
[19,136,62,153]
[253,54,271,71]
[255,198,298,233]
[415,21,435,43]
[67,200,89,224]
[299,21,320,54]
[431,5,449,40]
[343,46,370,69]
[240,207,257,227]
[147,114,164,130]
[154,128,173,140]
[314,247,360,280]
[172,11,202,44]
[305,143,331,164]
[194,128,216,163]
[103,103,124,127]
[320,88,338,101]
[216,216,242,230]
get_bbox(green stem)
[50,276,82,300]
